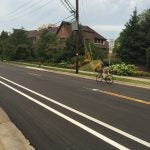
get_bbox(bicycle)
[96,68,114,84]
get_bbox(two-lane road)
[0,62,150,150]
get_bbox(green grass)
[114,76,150,86]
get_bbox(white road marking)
[28,73,41,77]
[0,80,129,150]
[26,66,45,71]
[0,76,150,148]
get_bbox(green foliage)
[0,29,33,61]
[115,8,150,69]
[0,31,9,61]
[109,63,137,76]
[116,8,142,64]
[60,32,76,63]
[146,47,150,70]
[35,29,63,64]
[60,26,85,64]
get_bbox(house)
[56,21,109,50]
[26,21,108,50]
[26,25,58,44]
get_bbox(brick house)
[56,21,109,50]
[26,21,108,50]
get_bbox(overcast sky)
[0,0,150,39]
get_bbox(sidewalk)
[0,107,34,150]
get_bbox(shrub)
[109,63,138,76]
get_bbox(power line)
[54,14,74,25]
[60,0,71,13]
[60,0,75,14]
[7,0,54,21]
[64,0,75,13]
[7,0,50,20]
[5,0,36,17]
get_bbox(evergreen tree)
[139,9,150,68]
[116,8,143,64]
[0,31,9,61]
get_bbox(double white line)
[0,75,150,149]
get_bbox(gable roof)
[56,21,107,40]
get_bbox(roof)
[56,21,107,40]
[26,26,59,38]
[47,26,59,34]
[83,26,106,40]
[26,30,39,38]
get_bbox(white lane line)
[0,76,150,148]
[28,73,41,77]
[26,66,45,71]
[0,80,129,150]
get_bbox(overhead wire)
[64,0,75,13]
[54,14,74,25]
[60,0,75,15]
[7,0,54,21]
[5,0,37,17]
[60,0,71,13]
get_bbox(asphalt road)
[0,62,150,150]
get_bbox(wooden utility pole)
[75,0,79,74]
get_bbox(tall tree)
[9,29,32,60]
[0,31,9,61]
[35,29,62,64]
[139,9,150,69]
[116,8,143,64]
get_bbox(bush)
[109,63,138,76]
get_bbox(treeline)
[114,8,150,70]
[0,27,107,67]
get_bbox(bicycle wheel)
[96,73,103,82]
[105,75,114,84]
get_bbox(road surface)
[0,62,150,150]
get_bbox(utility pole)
[75,0,79,74]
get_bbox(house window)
[94,39,101,44]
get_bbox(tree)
[8,29,32,60]
[35,29,62,64]
[60,26,85,64]
[139,9,150,69]
[116,8,143,64]
[0,31,9,61]
[115,8,150,70]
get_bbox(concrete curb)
[0,107,34,150]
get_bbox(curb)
[0,107,34,150]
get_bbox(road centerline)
[92,88,150,105]
[0,75,150,148]
[0,80,129,150]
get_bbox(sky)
[0,0,150,40]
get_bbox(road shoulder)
[0,107,34,150]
